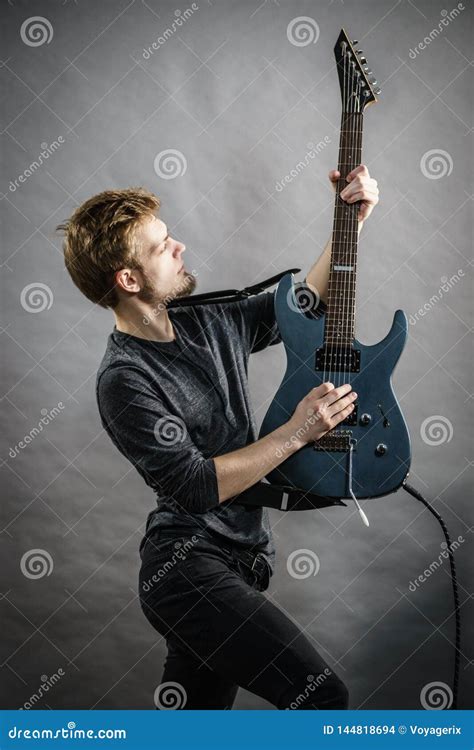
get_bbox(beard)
[137,267,197,306]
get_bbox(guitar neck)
[325,111,364,347]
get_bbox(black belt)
[235,549,271,591]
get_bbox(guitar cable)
[401,480,461,711]
[347,446,460,709]
[348,440,370,527]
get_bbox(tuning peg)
[352,39,359,45]
[370,78,378,85]
[374,87,381,95]
[359,56,367,64]
[356,49,364,54]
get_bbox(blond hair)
[56,187,160,309]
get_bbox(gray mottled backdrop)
[1,0,472,711]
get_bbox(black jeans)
[138,528,349,710]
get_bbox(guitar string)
[343,50,362,393]
[342,47,353,390]
[340,43,353,391]
[325,40,347,386]
[347,55,361,390]
[352,63,364,387]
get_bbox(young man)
[57,166,378,710]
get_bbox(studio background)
[1,0,472,710]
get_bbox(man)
[57,165,378,710]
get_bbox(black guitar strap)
[167,267,301,307]
[168,267,346,513]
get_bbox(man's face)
[129,215,197,305]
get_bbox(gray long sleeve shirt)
[96,287,325,573]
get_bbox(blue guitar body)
[259,273,411,500]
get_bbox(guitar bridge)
[313,430,354,452]
[315,346,361,373]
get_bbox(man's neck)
[113,307,176,343]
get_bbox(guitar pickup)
[315,346,361,373]
[313,430,355,452]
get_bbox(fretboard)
[324,111,363,346]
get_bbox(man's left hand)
[328,165,379,224]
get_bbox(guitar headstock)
[334,29,381,112]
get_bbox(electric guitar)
[258,29,411,521]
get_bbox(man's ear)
[114,267,142,294]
